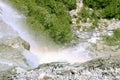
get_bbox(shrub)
[83,0,111,9]
[102,0,120,19]
[9,0,76,44]
[83,0,120,20]
[104,29,120,46]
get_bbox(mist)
[0,0,91,65]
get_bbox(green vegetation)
[9,0,76,44]
[104,29,120,47]
[83,0,120,20]
[79,0,120,47]
[83,0,111,9]
[77,7,90,23]
[77,0,120,29]
[77,6,99,30]
[102,0,120,19]
[77,0,120,28]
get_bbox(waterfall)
[0,0,92,65]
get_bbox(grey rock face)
[0,10,39,75]
[0,36,30,71]
[2,55,120,80]
[0,36,30,50]
[0,22,37,71]
[0,35,40,70]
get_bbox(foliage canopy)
[10,0,76,44]
[83,0,120,19]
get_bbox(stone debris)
[1,55,120,80]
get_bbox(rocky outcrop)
[0,20,38,72]
[1,54,119,80]
[0,35,35,71]
[0,36,30,50]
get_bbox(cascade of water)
[0,1,30,42]
[0,0,92,64]
[0,0,40,54]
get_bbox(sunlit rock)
[0,36,30,50]
[1,55,119,80]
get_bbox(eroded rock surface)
[0,36,30,50]
[1,55,119,80]
[0,20,38,72]
[0,36,32,71]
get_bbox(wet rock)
[0,8,38,76]
[0,36,30,50]
[0,35,38,72]
[0,44,29,71]
[2,55,120,80]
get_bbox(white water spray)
[0,0,91,65]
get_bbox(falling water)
[0,0,92,65]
